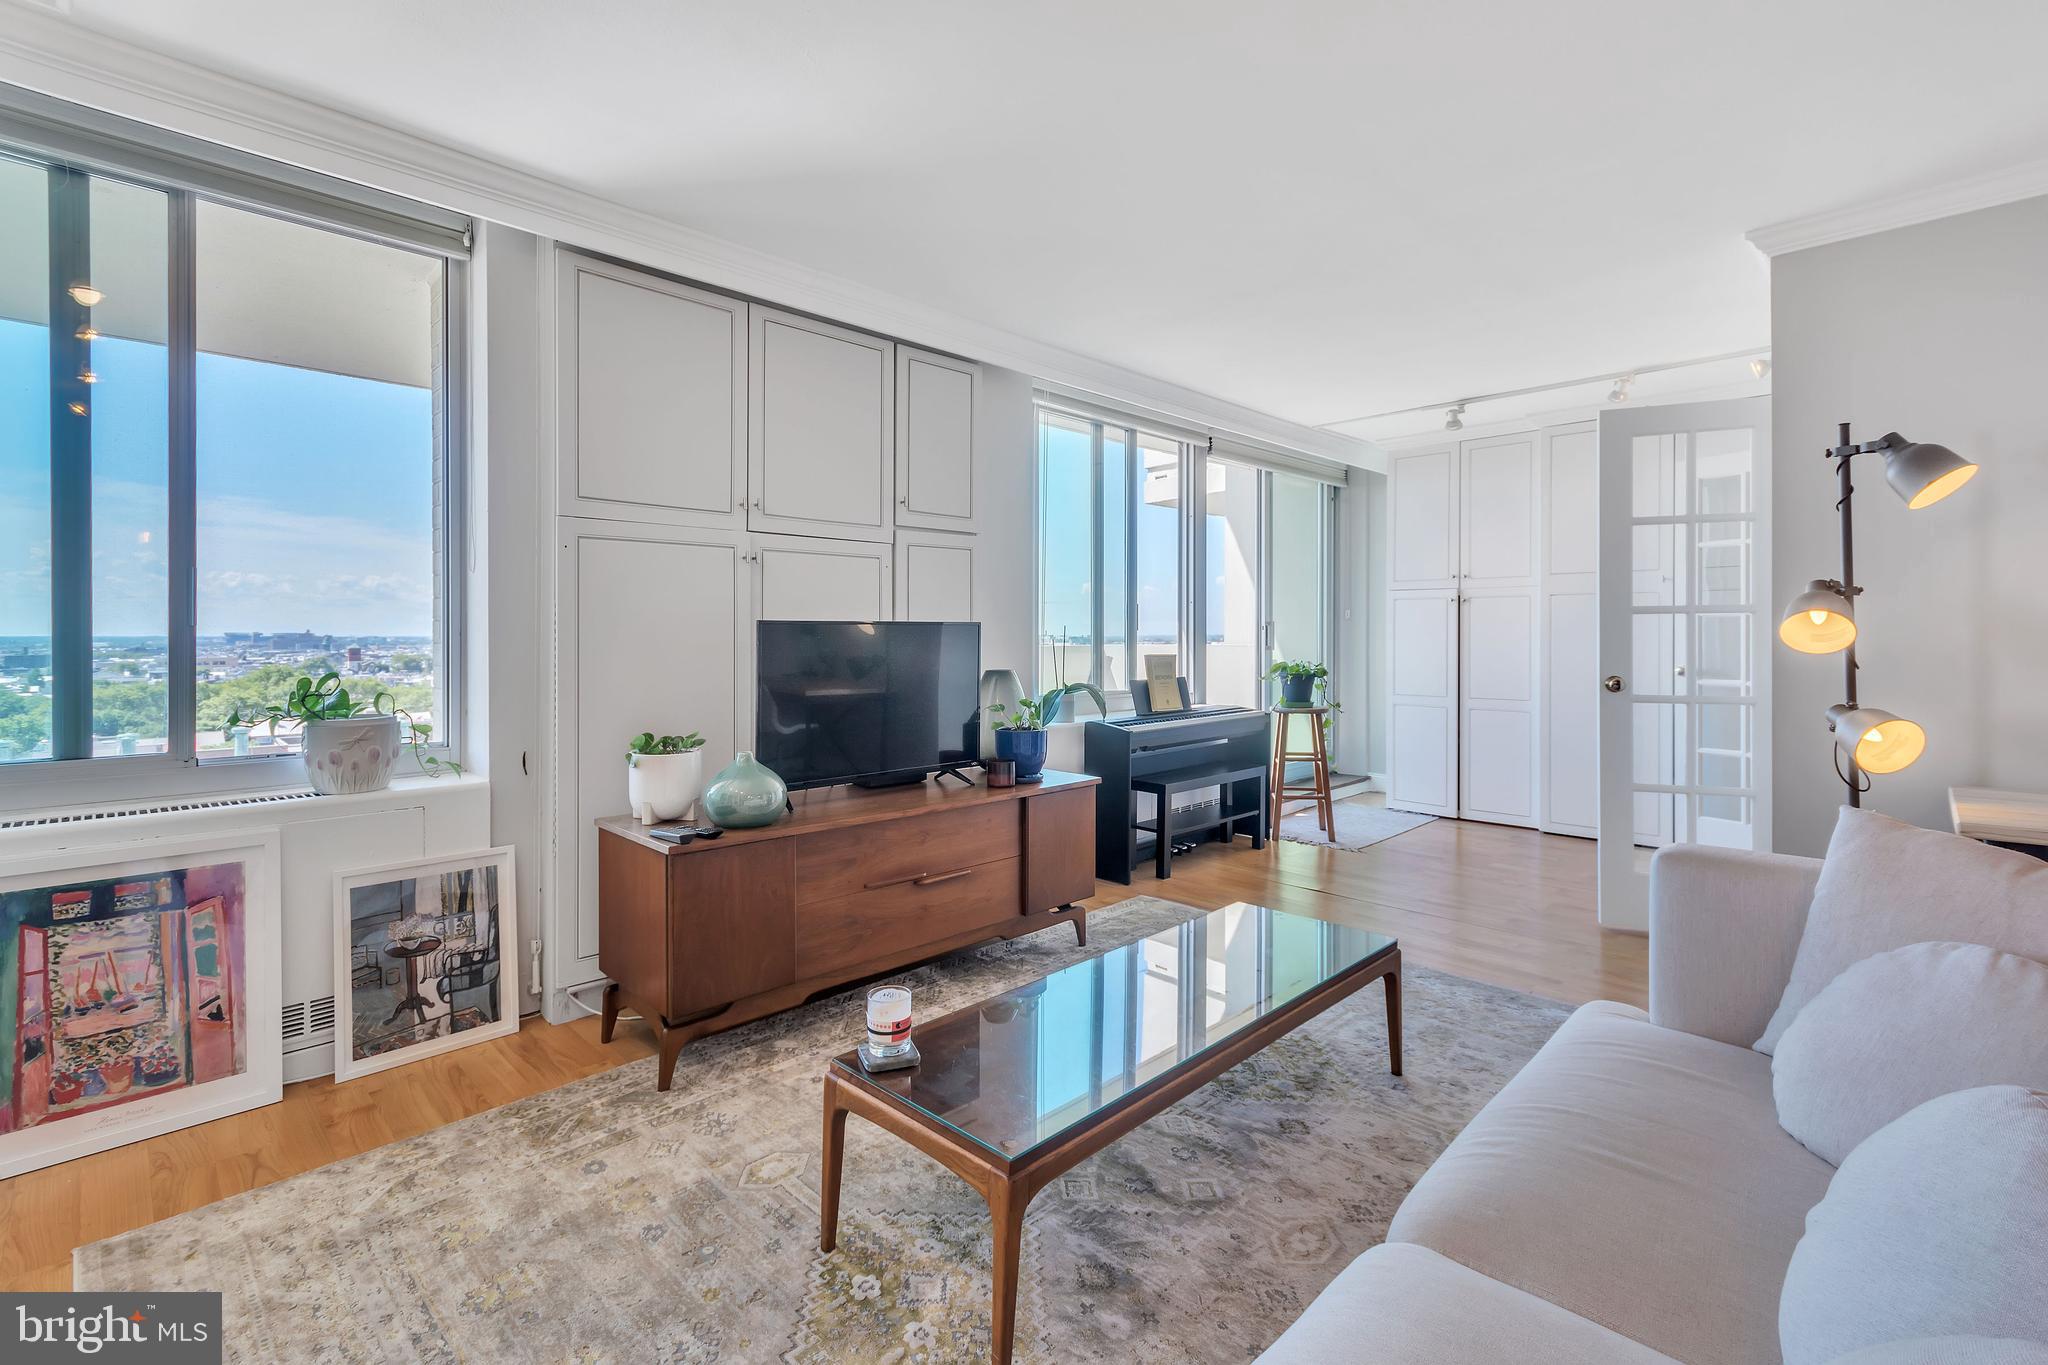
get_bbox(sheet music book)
[1143,654,1185,712]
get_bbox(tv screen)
[755,621,982,790]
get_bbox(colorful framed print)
[333,847,518,1082]
[0,830,283,1179]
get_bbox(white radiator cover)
[0,774,491,1083]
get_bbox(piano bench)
[1132,762,1270,880]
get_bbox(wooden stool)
[1270,706,1335,837]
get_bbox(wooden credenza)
[597,770,1099,1088]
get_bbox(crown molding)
[0,3,1372,467]
[1746,155,2048,257]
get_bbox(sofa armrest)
[1648,845,1820,1047]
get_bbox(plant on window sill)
[226,671,459,796]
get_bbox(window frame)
[0,136,468,813]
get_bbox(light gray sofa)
[1259,844,1830,1365]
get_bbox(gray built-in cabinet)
[549,249,983,999]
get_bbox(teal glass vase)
[702,750,788,829]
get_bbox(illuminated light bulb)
[68,284,102,307]
[1807,610,1828,625]
[79,370,98,384]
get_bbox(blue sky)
[1,319,434,637]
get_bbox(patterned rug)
[1277,802,1435,851]
[75,897,1570,1364]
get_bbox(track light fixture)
[1444,404,1465,432]
[1777,422,1978,806]
[1750,358,1771,380]
[1608,375,1634,403]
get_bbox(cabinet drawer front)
[795,802,1020,903]
[796,856,1021,980]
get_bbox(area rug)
[76,897,1570,1364]
[1279,801,1435,850]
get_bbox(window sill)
[0,756,483,822]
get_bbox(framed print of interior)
[332,846,519,1082]
[0,829,284,1179]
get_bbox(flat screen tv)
[755,620,982,791]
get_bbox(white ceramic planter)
[628,750,704,825]
[302,714,401,795]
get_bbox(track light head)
[1750,358,1771,380]
[1445,404,1465,432]
[1608,375,1634,403]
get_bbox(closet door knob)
[1603,675,1625,693]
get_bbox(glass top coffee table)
[819,902,1400,1364]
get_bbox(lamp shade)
[1878,434,1978,510]
[1778,579,1857,654]
[1826,705,1926,775]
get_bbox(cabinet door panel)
[894,531,974,621]
[1461,588,1539,827]
[1387,590,1458,816]
[755,534,892,621]
[558,522,748,987]
[558,254,745,526]
[749,307,894,541]
[896,347,979,531]
[1390,447,1457,589]
[1461,432,1539,586]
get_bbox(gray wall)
[1771,194,2048,855]
[1334,468,1389,776]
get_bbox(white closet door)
[895,347,980,533]
[1387,590,1459,816]
[556,253,746,527]
[755,534,892,621]
[555,520,749,990]
[1457,433,1540,827]
[1389,446,1458,590]
[894,530,975,621]
[748,306,894,542]
[1541,425,1599,836]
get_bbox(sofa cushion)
[1253,1242,1678,1364]
[1772,941,2048,1164]
[1387,1001,1834,1365]
[1826,1341,2048,1365]
[1780,1086,2048,1365]
[1755,807,2048,1054]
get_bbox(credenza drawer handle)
[913,868,974,887]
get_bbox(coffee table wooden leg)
[820,1075,849,1253]
[988,1177,1030,1365]
[1384,959,1403,1077]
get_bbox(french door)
[1596,397,1772,930]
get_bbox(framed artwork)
[0,830,283,1179]
[333,847,518,1081]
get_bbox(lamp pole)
[1829,421,1863,806]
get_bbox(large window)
[0,132,459,791]
[1035,405,1341,711]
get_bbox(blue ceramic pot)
[995,727,1048,781]
[1278,673,1315,706]
[703,750,788,828]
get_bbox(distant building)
[266,631,331,652]
[1,650,51,671]
[346,646,364,664]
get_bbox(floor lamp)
[1776,422,1978,806]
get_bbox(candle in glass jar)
[866,985,913,1056]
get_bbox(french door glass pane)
[0,158,52,763]
[193,200,446,757]
[1203,458,1259,708]
[87,175,171,757]
[1101,428,1130,692]
[1134,433,1181,677]
[1268,471,1327,683]
[1036,412,1094,688]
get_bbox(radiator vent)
[281,993,337,1048]
[0,787,316,832]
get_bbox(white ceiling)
[22,0,2048,430]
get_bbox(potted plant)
[227,672,457,796]
[1266,659,1330,708]
[626,731,706,825]
[989,679,1107,782]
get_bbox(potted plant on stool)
[1266,659,1331,708]
[626,731,706,824]
[989,680,1106,783]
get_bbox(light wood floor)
[0,800,1641,1292]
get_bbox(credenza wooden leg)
[820,1075,849,1254]
[656,1024,685,1092]
[599,982,621,1044]
[1070,910,1087,948]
